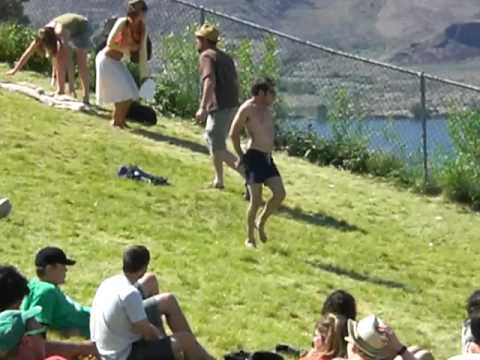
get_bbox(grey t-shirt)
[90,274,147,360]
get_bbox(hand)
[235,155,244,170]
[6,68,16,76]
[195,108,208,124]
[378,325,404,357]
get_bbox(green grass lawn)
[1,65,480,359]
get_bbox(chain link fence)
[20,0,480,188]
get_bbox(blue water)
[281,117,455,164]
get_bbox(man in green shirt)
[21,247,90,338]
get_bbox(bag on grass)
[225,351,284,360]
[117,165,169,186]
[127,102,157,126]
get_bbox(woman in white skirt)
[96,0,150,128]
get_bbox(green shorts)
[204,107,237,152]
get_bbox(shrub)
[154,25,202,118]
[0,22,50,73]
[439,109,480,209]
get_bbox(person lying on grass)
[6,13,92,103]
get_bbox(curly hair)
[0,265,30,311]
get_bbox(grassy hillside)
[1,66,480,358]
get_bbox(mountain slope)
[24,0,480,53]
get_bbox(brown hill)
[23,0,480,60]
[390,22,480,65]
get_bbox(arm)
[195,54,216,123]
[123,291,159,340]
[106,18,128,50]
[6,40,40,75]
[229,105,249,161]
[131,319,162,340]
[381,325,418,360]
[138,25,150,81]
[27,288,57,328]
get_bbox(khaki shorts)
[204,107,237,152]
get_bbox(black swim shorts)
[243,149,280,184]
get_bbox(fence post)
[420,72,429,185]
[200,6,205,25]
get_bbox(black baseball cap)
[35,247,76,267]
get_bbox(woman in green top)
[6,13,93,103]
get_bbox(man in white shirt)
[90,245,214,360]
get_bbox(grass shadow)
[131,128,209,155]
[308,261,410,291]
[279,206,366,233]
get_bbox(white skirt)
[95,49,139,105]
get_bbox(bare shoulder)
[238,98,255,114]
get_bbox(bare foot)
[256,222,267,243]
[208,181,224,190]
[111,120,125,129]
[245,239,257,248]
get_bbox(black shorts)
[243,149,280,184]
[128,337,174,360]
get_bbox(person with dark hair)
[90,245,214,360]
[300,313,348,360]
[195,24,243,190]
[0,265,30,312]
[462,290,480,353]
[321,289,357,320]
[6,13,93,103]
[95,0,150,128]
[0,265,96,360]
[21,247,90,338]
[230,78,286,248]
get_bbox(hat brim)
[21,306,42,322]
[64,258,76,266]
[347,319,389,360]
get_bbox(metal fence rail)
[20,0,480,185]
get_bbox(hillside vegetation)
[1,66,480,359]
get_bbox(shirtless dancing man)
[230,78,286,248]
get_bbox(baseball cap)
[195,24,219,42]
[0,306,44,352]
[35,247,76,267]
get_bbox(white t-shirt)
[90,274,147,360]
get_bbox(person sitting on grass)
[300,313,348,360]
[0,265,96,360]
[90,245,215,360]
[462,290,480,353]
[321,289,357,321]
[344,314,428,360]
[21,246,90,338]
[451,315,480,360]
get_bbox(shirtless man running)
[230,78,286,248]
